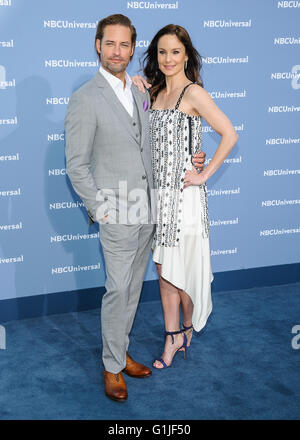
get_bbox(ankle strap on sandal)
[182,324,193,331]
[165,329,183,344]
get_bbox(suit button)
[104,196,108,201]
[133,122,136,126]
[142,175,146,180]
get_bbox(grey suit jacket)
[65,71,154,224]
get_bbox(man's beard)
[102,59,128,74]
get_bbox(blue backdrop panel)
[0,0,299,302]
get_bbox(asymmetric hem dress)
[150,84,213,332]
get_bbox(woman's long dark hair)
[143,24,203,103]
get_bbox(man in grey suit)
[65,14,155,402]
[65,14,206,402]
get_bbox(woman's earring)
[184,60,188,70]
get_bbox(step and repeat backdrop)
[0,0,299,302]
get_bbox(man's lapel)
[95,71,137,143]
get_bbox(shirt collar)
[99,65,132,91]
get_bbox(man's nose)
[113,45,121,56]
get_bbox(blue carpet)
[0,282,299,420]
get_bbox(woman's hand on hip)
[184,167,207,188]
[192,150,206,170]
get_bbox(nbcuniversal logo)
[127,1,179,8]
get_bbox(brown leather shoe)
[123,352,152,378]
[104,370,128,402]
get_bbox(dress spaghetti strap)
[175,82,194,110]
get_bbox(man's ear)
[96,38,101,54]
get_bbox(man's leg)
[99,224,140,374]
[124,223,155,352]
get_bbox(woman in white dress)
[137,24,238,369]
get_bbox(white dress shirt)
[99,65,134,117]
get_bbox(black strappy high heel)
[153,329,188,369]
[181,323,194,349]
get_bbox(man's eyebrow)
[104,39,130,44]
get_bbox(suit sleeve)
[65,93,99,223]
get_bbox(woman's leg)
[154,263,184,368]
[179,290,194,347]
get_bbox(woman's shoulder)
[185,83,214,107]
[186,83,208,98]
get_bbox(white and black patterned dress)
[150,84,213,332]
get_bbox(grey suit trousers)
[99,222,155,374]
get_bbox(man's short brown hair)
[95,14,137,61]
